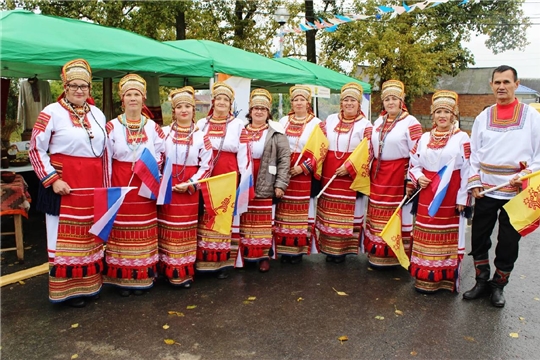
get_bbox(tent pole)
[102,78,113,121]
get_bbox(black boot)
[490,269,510,307]
[463,256,491,300]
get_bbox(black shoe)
[89,294,100,301]
[491,287,505,307]
[333,255,346,264]
[290,255,303,264]
[280,255,290,264]
[217,270,229,279]
[463,282,491,300]
[133,289,144,296]
[119,289,131,297]
[180,281,192,289]
[66,297,86,308]
[326,255,334,263]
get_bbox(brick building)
[361,67,539,133]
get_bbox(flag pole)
[316,174,337,198]
[404,187,421,205]
[293,150,305,167]
[478,169,540,196]
[182,171,237,187]
[71,186,138,191]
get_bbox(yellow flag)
[344,137,370,196]
[380,208,410,269]
[301,124,329,180]
[503,170,540,236]
[199,171,237,235]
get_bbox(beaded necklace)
[171,122,194,182]
[373,110,403,179]
[62,98,106,158]
[202,114,232,169]
[425,126,456,166]
[121,114,146,168]
[333,114,356,160]
[285,114,312,153]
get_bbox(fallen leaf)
[338,335,348,344]
[247,296,256,301]
[519,317,525,321]
[18,280,25,285]
[534,297,540,301]
[374,315,384,320]
[164,339,176,345]
[242,301,252,305]
[332,287,348,296]
[394,309,403,316]
[186,305,197,310]
[393,278,401,281]
[24,246,32,250]
[71,355,79,359]
[520,275,526,279]
[163,324,170,330]
[410,351,418,356]
[463,336,476,342]
[8,264,13,267]
[509,333,519,338]
[297,297,304,302]
[71,323,79,329]
[367,267,373,271]
[167,311,184,317]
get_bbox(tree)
[318,0,530,102]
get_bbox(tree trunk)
[305,0,317,63]
[175,10,186,40]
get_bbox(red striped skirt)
[411,169,462,292]
[103,160,158,289]
[315,152,363,256]
[157,165,199,286]
[274,152,313,256]
[48,153,105,302]
[196,151,238,272]
[364,157,412,267]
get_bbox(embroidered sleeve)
[462,142,471,160]
[105,121,114,135]
[467,115,483,190]
[300,158,313,175]
[319,121,327,136]
[363,125,373,141]
[408,123,423,142]
[29,107,59,187]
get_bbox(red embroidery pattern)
[463,142,471,159]
[105,121,114,135]
[215,195,232,214]
[203,135,212,150]
[364,126,373,141]
[411,142,418,155]
[408,124,423,141]
[34,112,51,133]
[392,234,402,253]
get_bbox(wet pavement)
[1,212,540,360]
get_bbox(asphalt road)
[1,213,540,360]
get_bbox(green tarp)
[164,39,317,87]
[0,10,213,80]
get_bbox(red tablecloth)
[1,174,31,218]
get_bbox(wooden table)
[1,174,31,262]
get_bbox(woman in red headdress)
[29,59,108,307]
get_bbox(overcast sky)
[462,0,539,79]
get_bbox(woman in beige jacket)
[238,89,290,272]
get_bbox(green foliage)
[318,0,529,103]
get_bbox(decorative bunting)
[285,0,471,33]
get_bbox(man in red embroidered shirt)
[464,65,540,307]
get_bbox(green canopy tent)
[0,10,214,80]
[163,40,317,89]
[274,57,371,94]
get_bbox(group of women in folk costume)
[30,58,471,308]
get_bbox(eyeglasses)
[67,84,90,91]
[252,107,268,112]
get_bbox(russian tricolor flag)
[157,156,172,205]
[133,148,160,199]
[90,187,133,242]
[234,161,254,216]
[428,157,456,217]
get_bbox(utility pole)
[305,0,316,64]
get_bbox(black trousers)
[470,196,521,272]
